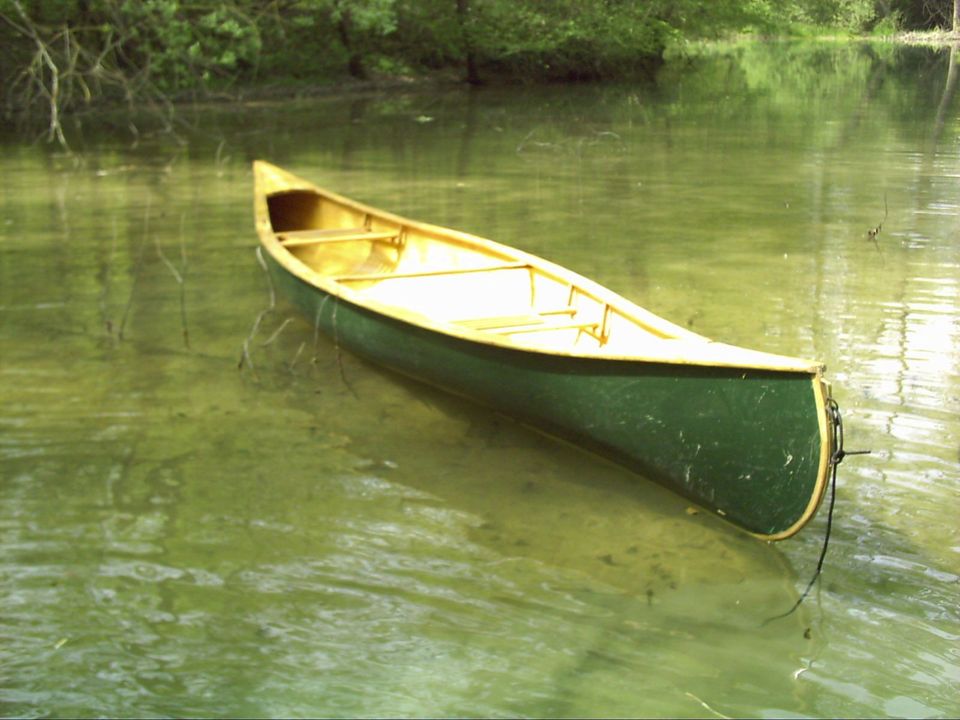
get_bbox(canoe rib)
[252,161,835,541]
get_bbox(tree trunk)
[934,44,958,145]
[954,0,959,33]
[336,8,366,80]
[456,0,482,85]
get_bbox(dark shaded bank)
[0,1,671,127]
[3,0,958,149]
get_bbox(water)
[2,41,958,717]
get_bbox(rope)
[763,398,870,625]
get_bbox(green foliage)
[388,0,462,69]
[871,9,904,35]
[336,0,398,34]
[112,0,262,90]
[457,0,674,80]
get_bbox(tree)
[888,0,958,30]
[455,0,480,85]
[327,0,397,79]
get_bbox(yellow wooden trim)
[457,315,542,330]
[333,262,528,283]
[599,303,612,345]
[540,307,578,317]
[280,227,368,238]
[495,319,600,335]
[455,307,578,330]
[280,230,399,247]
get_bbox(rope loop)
[762,398,870,625]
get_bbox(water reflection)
[1,40,958,717]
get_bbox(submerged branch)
[261,317,293,347]
[118,197,152,341]
[154,213,190,349]
[238,247,276,375]
[684,693,731,720]
[866,192,888,251]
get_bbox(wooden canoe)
[253,161,836,540]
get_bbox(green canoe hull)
[266,254,829,539]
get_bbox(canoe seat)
[454,307,598,335]
[334,262,528,283]
[495,319,600,335]
[455,307,578,330]
[278,227,400,247]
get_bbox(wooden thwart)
[279,227,400,247]
[456,307,578,330]
[334,261,528,283]
[454,306,599,335]
[496,319,599,335]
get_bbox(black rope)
[763,398,870,625]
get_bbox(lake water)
[1,40,958,718]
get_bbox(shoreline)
[718,30,960,46]
[150,32,960,111]
[883,30,960,45]
[6,33,957,129]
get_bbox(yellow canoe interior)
[254,161,823,374]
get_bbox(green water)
[2,41,958,718]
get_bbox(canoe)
[252,161,836,540]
